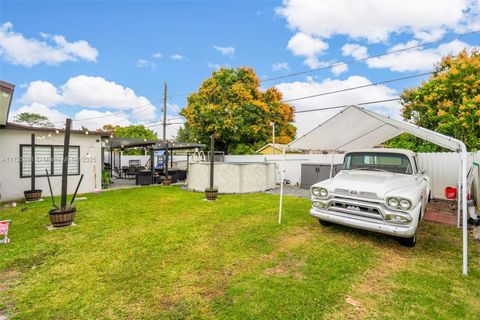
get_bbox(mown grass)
[0,186,479,319]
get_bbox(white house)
[0,123,106,202]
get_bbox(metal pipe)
[210,135,214,189]
[70,174,84,205]
[278,145,287,224]
[31,133,35,191]
[461,147,468,275]
[457,153,462,227]
[45,169,57,208]
[60,118,72,209]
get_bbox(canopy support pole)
[461,148,468,275]
[457,153,462,227]
[278,146,287,224]
[329,153,335,178]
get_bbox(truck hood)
[329,170,416,198]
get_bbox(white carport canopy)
[278,105,469,275]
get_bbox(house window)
[20,145,80,178]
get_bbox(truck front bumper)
[310,208,418,238]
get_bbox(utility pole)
[163,81,167,141]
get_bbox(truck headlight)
[399,199,412,210]
[387,198,399,208]
[386,197,412,211]
[312,187,328,198]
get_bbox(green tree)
[385,49,480,151]
[180,67,296,154]
[14,112,54,127]
[113,125,157,155]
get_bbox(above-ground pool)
[186,162,276,193]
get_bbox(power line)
[263,29,480,82]
[283,72,432,103]
[166,29,480,98]
[293,98,401,114]
[52,100,159,124]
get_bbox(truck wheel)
[318,219,332,226]
[398,234,416,247]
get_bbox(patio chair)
[126,166,137,178]
[0,220,11,244]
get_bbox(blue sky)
[1,0,479,137]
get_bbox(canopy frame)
[278,105,469,275]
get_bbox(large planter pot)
[24,189,42,202]
[205,190,218,201]
[49,205,77,228]
[101,183,109,190]
[163,179,172,186]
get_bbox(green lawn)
[1,186,479,319]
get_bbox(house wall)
[0,128,103,202]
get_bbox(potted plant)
[101,170,111,189]
[46,119,83,228]
[205,187,218,200]
[24,134,42,201]
[163,176,172,186]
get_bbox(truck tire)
[398,234,416,247]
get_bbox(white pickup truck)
[310,149,431,247]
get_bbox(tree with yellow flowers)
[386,49,480,151]
[178,67,296,154]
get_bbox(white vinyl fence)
[225,152,480,200]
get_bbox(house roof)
[3,122,110,137]
[0,80,15,127]
[287,105,463,152]
[256,143,286,153]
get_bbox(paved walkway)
[265,186,310,199]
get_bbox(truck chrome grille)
[334,188,379,199]
[328,197,383,220]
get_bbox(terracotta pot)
[24,189,42,201]
[163,179,172,186]
[205,190,218,201]
[49,205,76,228]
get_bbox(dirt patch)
[326,247,409,319]
[0,270,20,293]
[264,255,306,280]
[0,270,20,319]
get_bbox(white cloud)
[170,54,185,61]
[18,81,62,106]
[73,109,131,130]
[151,120,184,140]
[136,59,156,70]
[20,75,156,121]
[276,76,400,136]
[287,32,329,68]
[207,62,230,70]
[167,103,181,114]
[277,0,475,43]
[341,43,368,60]
[272,62,290,72]
[331,64,348,76]
[365,39,472,72]
[10,103,68,125]
[152,52,163,59]
[0,22,98,67]
[213,45,235,57]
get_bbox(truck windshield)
[343,152,413,174]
